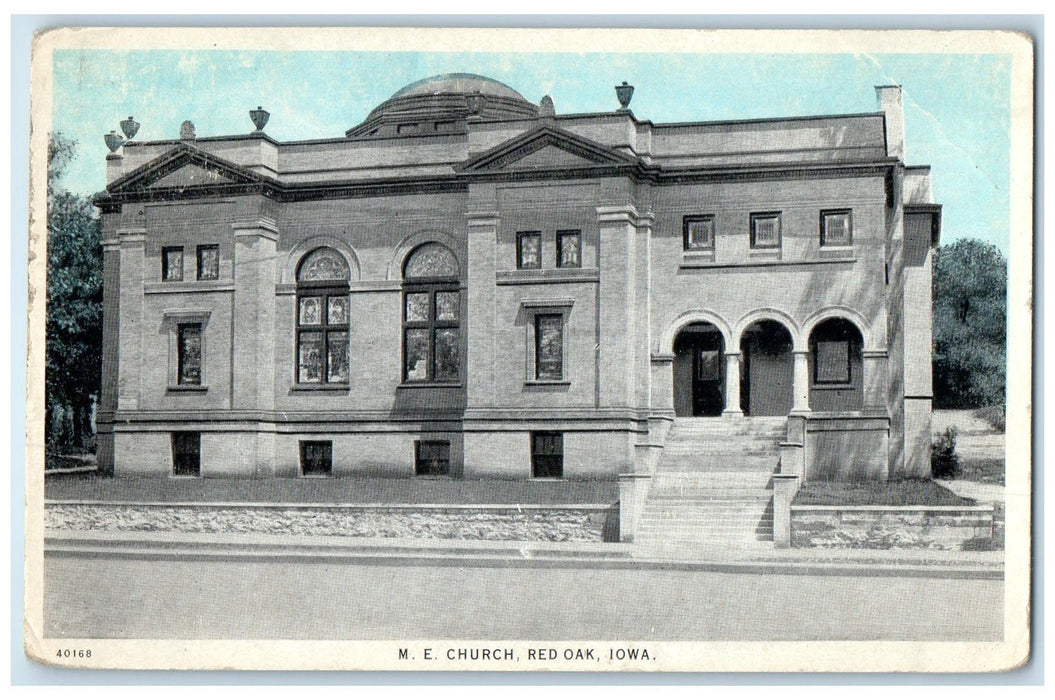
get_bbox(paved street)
[45,555,1002,641]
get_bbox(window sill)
[398,381,463,389]
[291,383,350,393]
[682,250,715,262]
[497,268,600,286]
[525,379,571,387]
[812,383,854,390]
[167,385,208,393]
[146,281,234,294]
[299,473,334,478]
[679,258,857,270]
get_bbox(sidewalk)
[44,528,1003,579]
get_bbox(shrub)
[931,426,960,479]
[974,405,1006,433]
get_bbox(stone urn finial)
[539,95,555,118]
[250,106,270,132]
[104,130,124,153]
[180,120,196,140]
[120,116,140,140]
[615,81,634,111]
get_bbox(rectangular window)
[556,230,582,268]
[196,244,219,280]
[531,432,564,478]
[300,441,333,476]
[162,246,184,281]
[172,432,201,476]
[750,212,782,249]
[535,314,564,381]
[403,287,460,383]
[415,440,451,476]
[821,210,853,246]
[696,349,720,381]
[683,215,715,251]
[815,340,851,384]
[297,290,349,385]
[516,231,542,270]
[177,323,202,385]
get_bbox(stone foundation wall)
[791,505,995,550]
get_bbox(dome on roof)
[346,73,539,138]
[390,73,529,102]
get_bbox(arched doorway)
[739,319,793,416]
[673,322,725,417]
[808,318,864,411]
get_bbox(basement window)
[415,440,451,476]
[531,432,564,479]
[300,441,333,476]
[171,432,201,477]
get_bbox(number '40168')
[56,649,91,658]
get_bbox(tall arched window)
[296,247,351,384]
[402,243,460,383]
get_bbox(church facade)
[94,74,941,493]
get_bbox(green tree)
[932,238,1007,408]
[46,133,103,451]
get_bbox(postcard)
[25,26,1032,672]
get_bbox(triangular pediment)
[150,162,238,188]
[460,125,638,173]
[108,143,271,194]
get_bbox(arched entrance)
[739,319,793,416]
[808,318,864,411]
[673,322,725,417]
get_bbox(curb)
[43,531,1004,580]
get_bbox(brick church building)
[94,74,940,543]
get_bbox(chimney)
[875,85,905,161]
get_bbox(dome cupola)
[346,73,539,138]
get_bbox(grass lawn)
[957,458,1006,486]
[792,479,976,507]
[44,473,619,505]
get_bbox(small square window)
[556,230,582,268]
[683,216,715,251]
[177,323,202,386]
[300,441,333,476]
[197,244,219,280]
[415,440,451,476]
[517,231,542,270]
[535,314,564,381]
[815,340,851,384]
[821,210,853,246]
[162,246,184,281]
[750,213,781,249]
[172,432,200,476]
[531,432,563,478]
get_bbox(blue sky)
[52,50,1012,252]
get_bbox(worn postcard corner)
[26,25,1032,673]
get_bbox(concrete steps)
[634,417,785,557]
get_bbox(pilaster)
[116,228,145,411]
[465,210,500,410]
[231,219,278,411]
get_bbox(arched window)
[402,243,460,383]
[808,317,864,411]
[296,248,350,384]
